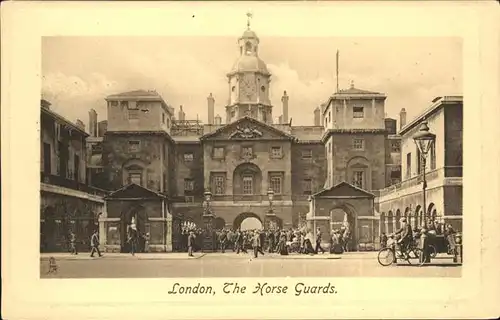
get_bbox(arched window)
[347,156,371,190]
[245,41,252,54]
[123,160,146,187]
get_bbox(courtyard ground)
[40,251,461,278]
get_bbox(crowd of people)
[180,225,354,258]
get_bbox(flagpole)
[336,50,339,93]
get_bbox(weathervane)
[246,11,253,29]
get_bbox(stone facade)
[375,97,463,239]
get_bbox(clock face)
[240,74,256,99]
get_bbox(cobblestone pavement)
[40,251,461,278]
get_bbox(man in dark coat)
[187,230,196,257]
[267,230,275,253]
[315,227,326,254]
[69,230,78,255]
[219,230,228,253]
[394,217,413,255]
[252,230,262,258]
[90,230,102,258]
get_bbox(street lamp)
[267,188,274,213]
[203,189,213,216]
[413,121,436,229]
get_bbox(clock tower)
[226,14,273,124]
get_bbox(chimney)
[41,99,51,110]
[207,93,215,125]
[75,119,85,131]
[214,114,222,125]
[178,105,185,121]
[281,90,289,124]
[88,109,98,137]
[399,108,407,130]
[97,120,108,137]
[314,107,321,126]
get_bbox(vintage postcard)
[2,1,499,319]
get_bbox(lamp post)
[265,189,275,230]
[202,189,215,252]
[413,121,436,230]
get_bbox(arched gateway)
[233,212,263,231]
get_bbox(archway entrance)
[121,205,148,253]
[329,206,357,251]
[233,212,263,231]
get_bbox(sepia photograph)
[4,2,500,319]
[38,12,464,279]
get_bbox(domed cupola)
[225,12,273,124]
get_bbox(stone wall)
[291,143,326,195]
[173,143,204,198]
[103,133,173,192]
[329,133,386,191]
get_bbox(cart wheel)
[429,245,437,258]
[413,248,426,266]
[377,248,395,266]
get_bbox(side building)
[40,99,107,252]
[375,96,463,243]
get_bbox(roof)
[200,116,297,141]
[41,102,89,137]
[229,55,270,75]
[336,87,381,95]
[172,136,202,143]
[399,96,463,135]
[107,90,161,99]
[105,183,167,200]
[291,126,324,142]
[313,181,375,198]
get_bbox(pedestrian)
[315,227,326,254]
[219,229,228,253]
[128,227,138,256]
[267,230,275,253]
[69,230,78,255]
[252,230,261,258]
[90,230,103,258]
[187,230,196,257]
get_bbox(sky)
[42,34,462,127]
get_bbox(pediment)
[200,117,296,141]
[313,181,374,198]
[105,183,166,200]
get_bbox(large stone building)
[40,22,463,253]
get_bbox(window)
[262,112,267,123]
[74,154,80,182]
[167,118,170,128]
[213,147,224,159]
[120,101,128,108]
[416,149,422,174]
[406,153,412,179]
[270,146,282,158]
[242,176,253,195]
[328,142,331,153]
[128,172,142,185]
[162,113,165,124]
[110,101,118,107]
[352,170,365,189]
[301,149,312,159]
[391,141,401,153]
[184,179,194,192]
[128,141,140,153]
[128,108,139,120]
[430,143,436,170]
[269,173,283,194]
[390,169,401,185]
[353,106,364,118]
[328,111,331,123]
[231,110,236,118]
[211,173,226,195]
[261,86,265,92]
[353,139,364,150]
[302,179,312,195]
[232,86,236,92]
[183,152,194,162]
[43,143,51,174]
[242,146,253,158]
